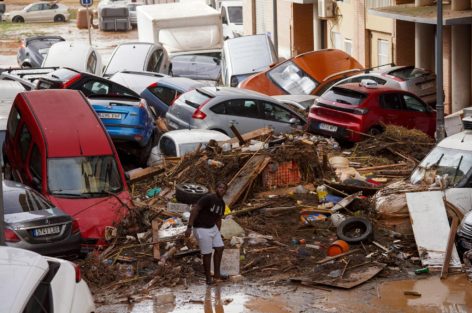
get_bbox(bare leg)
[213,247,224,279]
[203,253,213,284]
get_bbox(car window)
[86,52,97,74]
[19,125,31,162]
[388,67,428,80]
[179,89,211,109]
[322,87,366,105]
[148,86,178,105]
[111,83,138,97]
[147,50,164,72]
[4,186,52,214]
[228,6,242,24]
[48,3,58,9]
[344,75,387,85]
[380,93,404,110]
[28,4,42,11]
[81,80,110,96]
[260,102,294,123]
[268,61,318,95]
[159,136,177,157]
[30,144,42,182]
[224,99,260,118]
[7,106,21,137]
[403,94,427,112]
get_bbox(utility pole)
[0,157,5,246]
[272,0,278,55]
[435,0,445,142]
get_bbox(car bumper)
[307,118,362,142]
[104,125,152,147]
[6,232,81,259]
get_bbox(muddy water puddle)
[373,274,472,313]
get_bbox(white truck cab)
[218,0,243,39]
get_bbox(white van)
[42,42,103,76]
[221,34,278,87]
[219,0,243,39]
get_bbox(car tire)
[336,217,374,244]
[12,16,24,23]
[54,14,65,22]
[175,183,209,204]
[368,126,383,136]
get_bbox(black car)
[17,36,65,68]
[3,180,81,258]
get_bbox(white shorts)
[193,225,224,255]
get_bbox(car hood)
[47,191,131,240]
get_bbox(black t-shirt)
[193,193,225,228]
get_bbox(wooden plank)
[223,155,270,207]
[316,249,361,264]
[441,216,459,280]
[406,192,461,269]
[230,124,245,145]
[151,218,161,260]
[224,127,273,145]
[128,166,165,183]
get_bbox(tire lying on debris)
[175,183,209,204]
[336,217,374,244]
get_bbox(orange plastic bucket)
[326,240,350,256]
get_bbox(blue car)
[140,76,209,117]
[88,95,157,165]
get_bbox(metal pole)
[272,0,278,55]
[435,0,445,142]
[87,5,92,46]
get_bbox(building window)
[332,32,343,50]
[344,39,352,56]
[377,39,390,67]
[366,0,393,9]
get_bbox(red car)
[306,80,436,142]
[3,89,132,252]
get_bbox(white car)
[0,246,95,313]
[4,2,70,23]
[147,129,230,166]
[42,42,103,76]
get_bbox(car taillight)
[352,108,369,115]
[73,263,81,282]
[148,82,158,88]
[4,229,20,242]
[191,99,210,120]
[62,74,82,89]
[71,220,80,234]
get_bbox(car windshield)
[321,87,367,105]
[4,187,52,214]
[388,67,429,80]
[30,38,63,50]
[48,156,122,197]
[410,146,472,186]
[268,61,318,95]
[47,68,78,81]
[228,6,242,24]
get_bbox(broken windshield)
[410,146,472,186]
[48,156,122,197]
[268,61,318,95]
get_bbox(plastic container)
[326,239,350,256]
[316,185,328,203]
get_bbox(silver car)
[330,65,437,106]
[165,87,306,135]
[4,180,81,258]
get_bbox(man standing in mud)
[185,181,228,285]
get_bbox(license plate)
[33,226,61,237]
[99,113,122,119]
[319,123,338,132]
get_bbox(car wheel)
[175,183,209,204]
[54,14,65,22]
[368,126,383,137]
[336,217,373,244]
[12,16,24,23]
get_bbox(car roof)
[43,42,93,68]
[202,86,278,101]
[437,130,472,151]
[158,77,207,90]
[331,82,407,95]
[161,129,230,145]
[21,90,114,157]
[0,246,48,313]
[110,71,167,94]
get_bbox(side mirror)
[289,118,300,125]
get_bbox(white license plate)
[419,81,434,90]
[99,113,122,119]
[33,226,61,237]
[319,123,338,132]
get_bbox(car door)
[25,3,43,22]
[210,99,262,134]
[378,92,409,126]
[258,101,304,133]
[41,2,55,21]
[401,93,436,136]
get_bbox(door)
[210,99,263,134]
[401,93,435,136]
[378,92,409,127]
[258,101,302,133]
[25,3,43,22]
